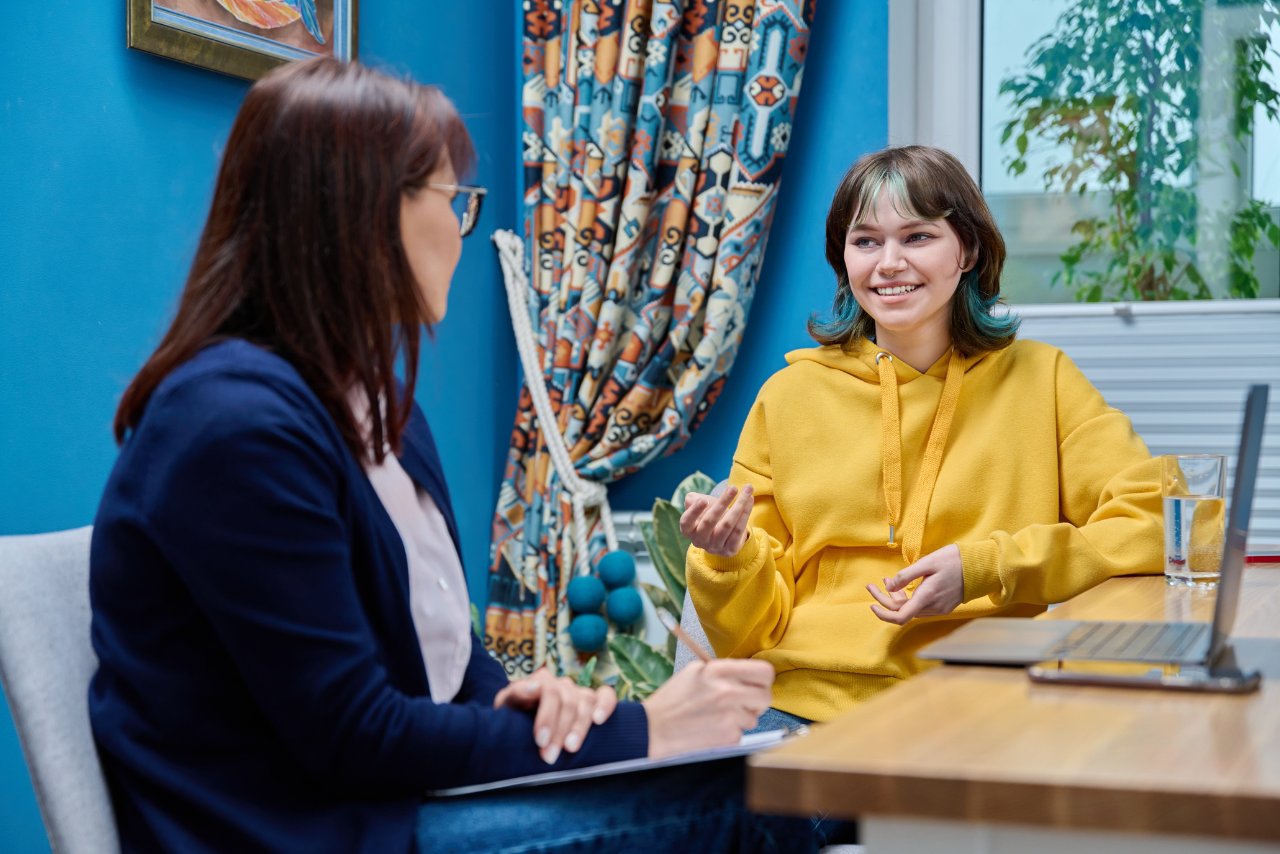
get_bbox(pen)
[657,608,713,663]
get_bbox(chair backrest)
[674,588,716,671]
[0,527,120,854]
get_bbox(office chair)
[0,527,120,854]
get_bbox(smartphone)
[1027,658,1261,694]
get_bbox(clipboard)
[426,727,806,798]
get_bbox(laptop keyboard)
[1045,621,1210,662]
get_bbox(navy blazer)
[89,339,648,854]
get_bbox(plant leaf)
[577,656,598,687]
[637,517,658,564]
[470,603,482,639]
[652,500,690,604]
[643,503,687,605]
[641,581,680,621]
[671,471,718,513]
[638,516,682,608]
[608,635,674,700]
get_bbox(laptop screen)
[1208,384,1269,664]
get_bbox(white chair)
[674,588,716,671]
[0,527,120,854]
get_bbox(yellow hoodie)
[686,338,1163,721]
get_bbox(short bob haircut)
[808,145,1018,354]
[115,58,474,464]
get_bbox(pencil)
[656,608,713,663]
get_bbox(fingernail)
[565,732,581,752]
[542,745,561,765]
[593,708,606,725]
[536,728,551,748]
[524,681,537,692]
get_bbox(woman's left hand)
[493,667,618,765]
[866,544,965,625]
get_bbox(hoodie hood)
[785,338,993,385]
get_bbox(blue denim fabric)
[748,707,813,735]
[416,757,822,854]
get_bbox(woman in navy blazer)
[89,58,823,854]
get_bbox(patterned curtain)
[485,0,816,677]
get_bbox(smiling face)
[843,190,975,350]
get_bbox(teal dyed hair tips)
[807,280,864,343]
[960,271,1021,340]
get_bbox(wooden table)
[748,568,1280,852]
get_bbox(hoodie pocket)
[813,546,901,606]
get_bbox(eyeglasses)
[424,183,488,238]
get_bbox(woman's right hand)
[641,658,774,758]
[680,483,754,558]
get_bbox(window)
[981,0,1280,304]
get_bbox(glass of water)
[1162,454,1227,588]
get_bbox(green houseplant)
[999,0,1280,301]
[602,471,716,700]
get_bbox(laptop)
[917,384,1269,692]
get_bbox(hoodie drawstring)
[875,353,902,547]
[876,348,966,565]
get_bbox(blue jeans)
[416,757,825,854]
[748,707,813,735]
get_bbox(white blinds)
[1013,299,1280,551]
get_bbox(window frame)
[886,0,983,182]
[889,0,1279,309]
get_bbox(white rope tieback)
[492,229,619,580]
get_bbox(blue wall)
[0,0,885,848]
[0,4,516,850]
[611,0,889,509]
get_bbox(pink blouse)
[349,390,472,703]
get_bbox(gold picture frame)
[128,0,358,81]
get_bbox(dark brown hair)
[114,57,474,462]
[808,145,1017,354]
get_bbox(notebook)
[426,727,802,798]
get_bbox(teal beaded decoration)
[605,587,643,626]
[597,550,636,590]
[568,614,608,652]
[566,575,606,614]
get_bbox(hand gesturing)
[866,544,965,625]
[680,483,755,558]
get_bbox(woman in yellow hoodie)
[681,145,1163,725]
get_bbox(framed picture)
[128,0,357,81]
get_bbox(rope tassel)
[492,230,618,580]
